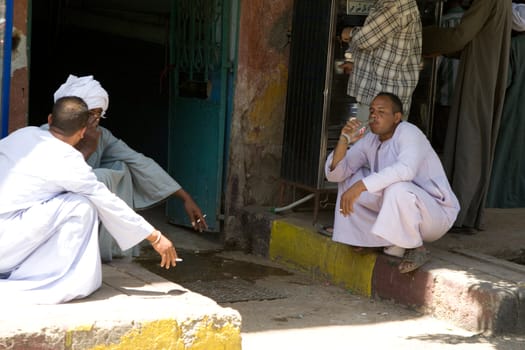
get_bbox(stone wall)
[224,0,294,249]
[8,0,28,132]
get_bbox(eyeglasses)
[89,109,106,119]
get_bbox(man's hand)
[340,62,353,75]
[173,189,208,232]
[341,117,366,144]
[76,114,101,160]
[339,180,367,216]
[184,197,208,232]
[148,231,179,269]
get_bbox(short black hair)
[50,96,90,136]
[376,92,403,115]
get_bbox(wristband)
[340,133,351,145]
[151,231,162,245]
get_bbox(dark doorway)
[29,1,171,167]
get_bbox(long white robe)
[0,127,155,304]
[87,126,181,261]
[325,122,460,248]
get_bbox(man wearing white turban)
[47,74,207,262]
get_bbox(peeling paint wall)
[9,0,28,132]
[224,0,294,248]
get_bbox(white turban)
[53,74,109,117]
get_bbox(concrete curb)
[265,216,525,334]
[0,262,242,350]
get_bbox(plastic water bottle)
[348,103,366,137]
[348,117,369,138]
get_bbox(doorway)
[29,0,171,168]
[29,0,238,231]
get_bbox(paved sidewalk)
[2,204,523,349]
[241,205,525,335]
[0,260,241,350]
[221,251,525,350]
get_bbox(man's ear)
[47,113,52,125]
[79,126,87,139]
[394,111,403,124]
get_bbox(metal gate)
[167,0,236,231]
[280,0,335,190]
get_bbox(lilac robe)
[325,122,459,248]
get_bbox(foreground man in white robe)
[0,96,179,304]
[49,74,207,262]
[325,92,460,273]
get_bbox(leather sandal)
[398,248,430,273]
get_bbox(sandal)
[398,248,430,274]
[316,224,333,237]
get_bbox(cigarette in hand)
[176,258,183,262]
[196,214,207,224]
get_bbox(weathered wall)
[224,0,294,248]
[8,0,28,132]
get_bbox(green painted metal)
[167,0,234,232]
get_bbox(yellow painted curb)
[87,318,241,350]
[269,219,377,296]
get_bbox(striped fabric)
[347,0,422,115]
[436,7,464,106]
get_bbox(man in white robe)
[325,92,460,273]
[0,96,178,304]
[48,74,207,262]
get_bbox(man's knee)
[63,193,97,220]
[93,168,112,188]
[383,182,416,203]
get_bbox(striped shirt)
[347,0,422,114]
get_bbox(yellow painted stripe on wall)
[269,219,376,296]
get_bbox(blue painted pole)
[1,0,13,138]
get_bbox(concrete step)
[0,261,241,350]
[260,215,525,335]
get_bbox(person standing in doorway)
[422,0,512,232]
[432,0,465,153]
[339,0,422,123]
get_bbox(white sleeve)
[59,152,154,250]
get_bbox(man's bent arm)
[331,137,350,171]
